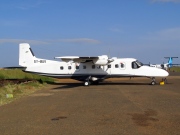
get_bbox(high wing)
[55,56,99,63]
[55,55,114,65]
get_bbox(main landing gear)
[84,76,100,86]
[84,76,91,86]
[84,80,100,86]
[151,77,156,85]
[84,81,90,86]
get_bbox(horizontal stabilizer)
[164,57,178,59]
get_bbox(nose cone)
[151,68,169,77]
[142,66,169,77]
[158,69,169,77]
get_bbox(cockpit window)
[132,60,143,69]
[136,60,143,67]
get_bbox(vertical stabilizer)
[19,43,36,67]
[165,57,178,68]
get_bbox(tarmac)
[0,74,180,135]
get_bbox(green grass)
[0,69,54,83]
[170,67,180,72]
[0,81,45,106]
[0,69,55,106]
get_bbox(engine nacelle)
[93,55,108,65]
[91,77,99,81]
[93,59,108,65]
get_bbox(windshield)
[136,60,143,67]
[132,60,143,69]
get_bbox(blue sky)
[0,0,180,67]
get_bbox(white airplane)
[19,43,169,86]
[149,57,179,70]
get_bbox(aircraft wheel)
[84,81,89,86]
[151,81,156,85]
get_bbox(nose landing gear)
[162,78,167,84]
[150,77,168,85]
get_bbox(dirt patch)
[128,109,159,127]
[51,116,67,121]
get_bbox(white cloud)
[0,38,101,45]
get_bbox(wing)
[55,55,114,65]
[55,56,99,63]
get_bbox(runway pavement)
[0,76,180,135]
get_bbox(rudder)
[19,43,36,67]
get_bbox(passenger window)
[68,66,71,70]
[92,65,95,69]
[60,66,64,70]
[120,63,125,68]
[115,64,119,68]
[108,65,111,68]
[76,66,79,69]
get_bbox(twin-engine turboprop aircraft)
[19,43,169,86]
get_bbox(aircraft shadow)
[52,83,83,89]
[50,82,156,90]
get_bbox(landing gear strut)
[151,77,156,85]
[84,76,91,86]
[150,77,168,85]
[162,78,167,84]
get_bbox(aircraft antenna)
[108,48,111,58]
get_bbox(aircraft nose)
[165,70,169,76]
[159,69,169,77]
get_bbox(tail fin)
[19,43,36,67]
[164,57,178,68]
[168,57,173,65]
